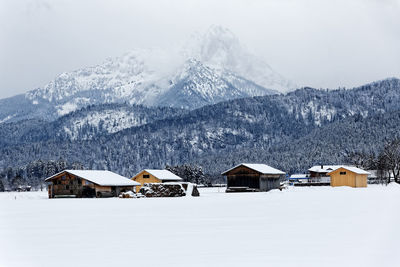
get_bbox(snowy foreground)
[1,185,399,267]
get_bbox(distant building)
[131,169,183,193]
[308,165,342,183]
[327,166,369,188]
[45,170,140,198]
[14,185,31,192]
[222,163,285,192]
[289,174,310,184]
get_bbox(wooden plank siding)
[225,166,281,192]
[131,170,162,193]
[47,171,134,198]
[49,172,84,198]
[260,175,281,191]
[329,167,367,188]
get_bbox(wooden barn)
[45,170,140,198]
[131,169,183,192]
[222,163,285,192]
[327,166,369,188]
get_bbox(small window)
[340,171,346,175]
[61,175,66,180]
[143,174,150,178]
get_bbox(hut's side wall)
[355,174,367,187]
[132,171,161,193]
[259,174,281,191]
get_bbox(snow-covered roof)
[45,170,140,186]
[327,166,370,175]
[222,163,285,175]
[290,174,309,179]
[308,165,342,173]
[143,169,183,181]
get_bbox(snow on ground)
[0,185,399,267]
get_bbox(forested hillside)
[0,78,399,187]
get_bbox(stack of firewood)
[140,183,185,197]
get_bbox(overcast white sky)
[1,0,399,99]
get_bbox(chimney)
[321,164,324,169]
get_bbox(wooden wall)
[260,175,281,191]
[330,168,367,188]
[226,166,260,189]
[48,172,134,198]
[132,171,161,193]
[355,174,368,187]
[49,172,84,198]
[227,174,260,189]
[225,166,281,192]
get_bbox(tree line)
[347,138,400,184]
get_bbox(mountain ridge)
[0,26,291,124]
[1,77,399,180]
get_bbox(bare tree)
[380,139,400,184]
[346,151,377,169]
[376,153,390,184]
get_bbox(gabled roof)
[308,165,342,173]
[327,166,370,175]
[45,170,140,186]
[143,169,183,181]
[222,163,285,175]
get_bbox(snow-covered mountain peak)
[25,26,293,105]
[199,25,242,65]
[183,25,296,92]
[0,26,297,123]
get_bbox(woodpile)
[140,183,186,197]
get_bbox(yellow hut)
[327,166,369,188]
[131,169,183,192]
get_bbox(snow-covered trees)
[0,159,84,190]
[344,138,400,184]
[165,164,210,185]
[0,78,400,180]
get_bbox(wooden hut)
[222,163,285,192]
[45,170,140,198]
[327,166,369,188]
[131,169,183,192]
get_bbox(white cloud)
[0,0,399,98]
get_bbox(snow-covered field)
[1,185,399,267]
